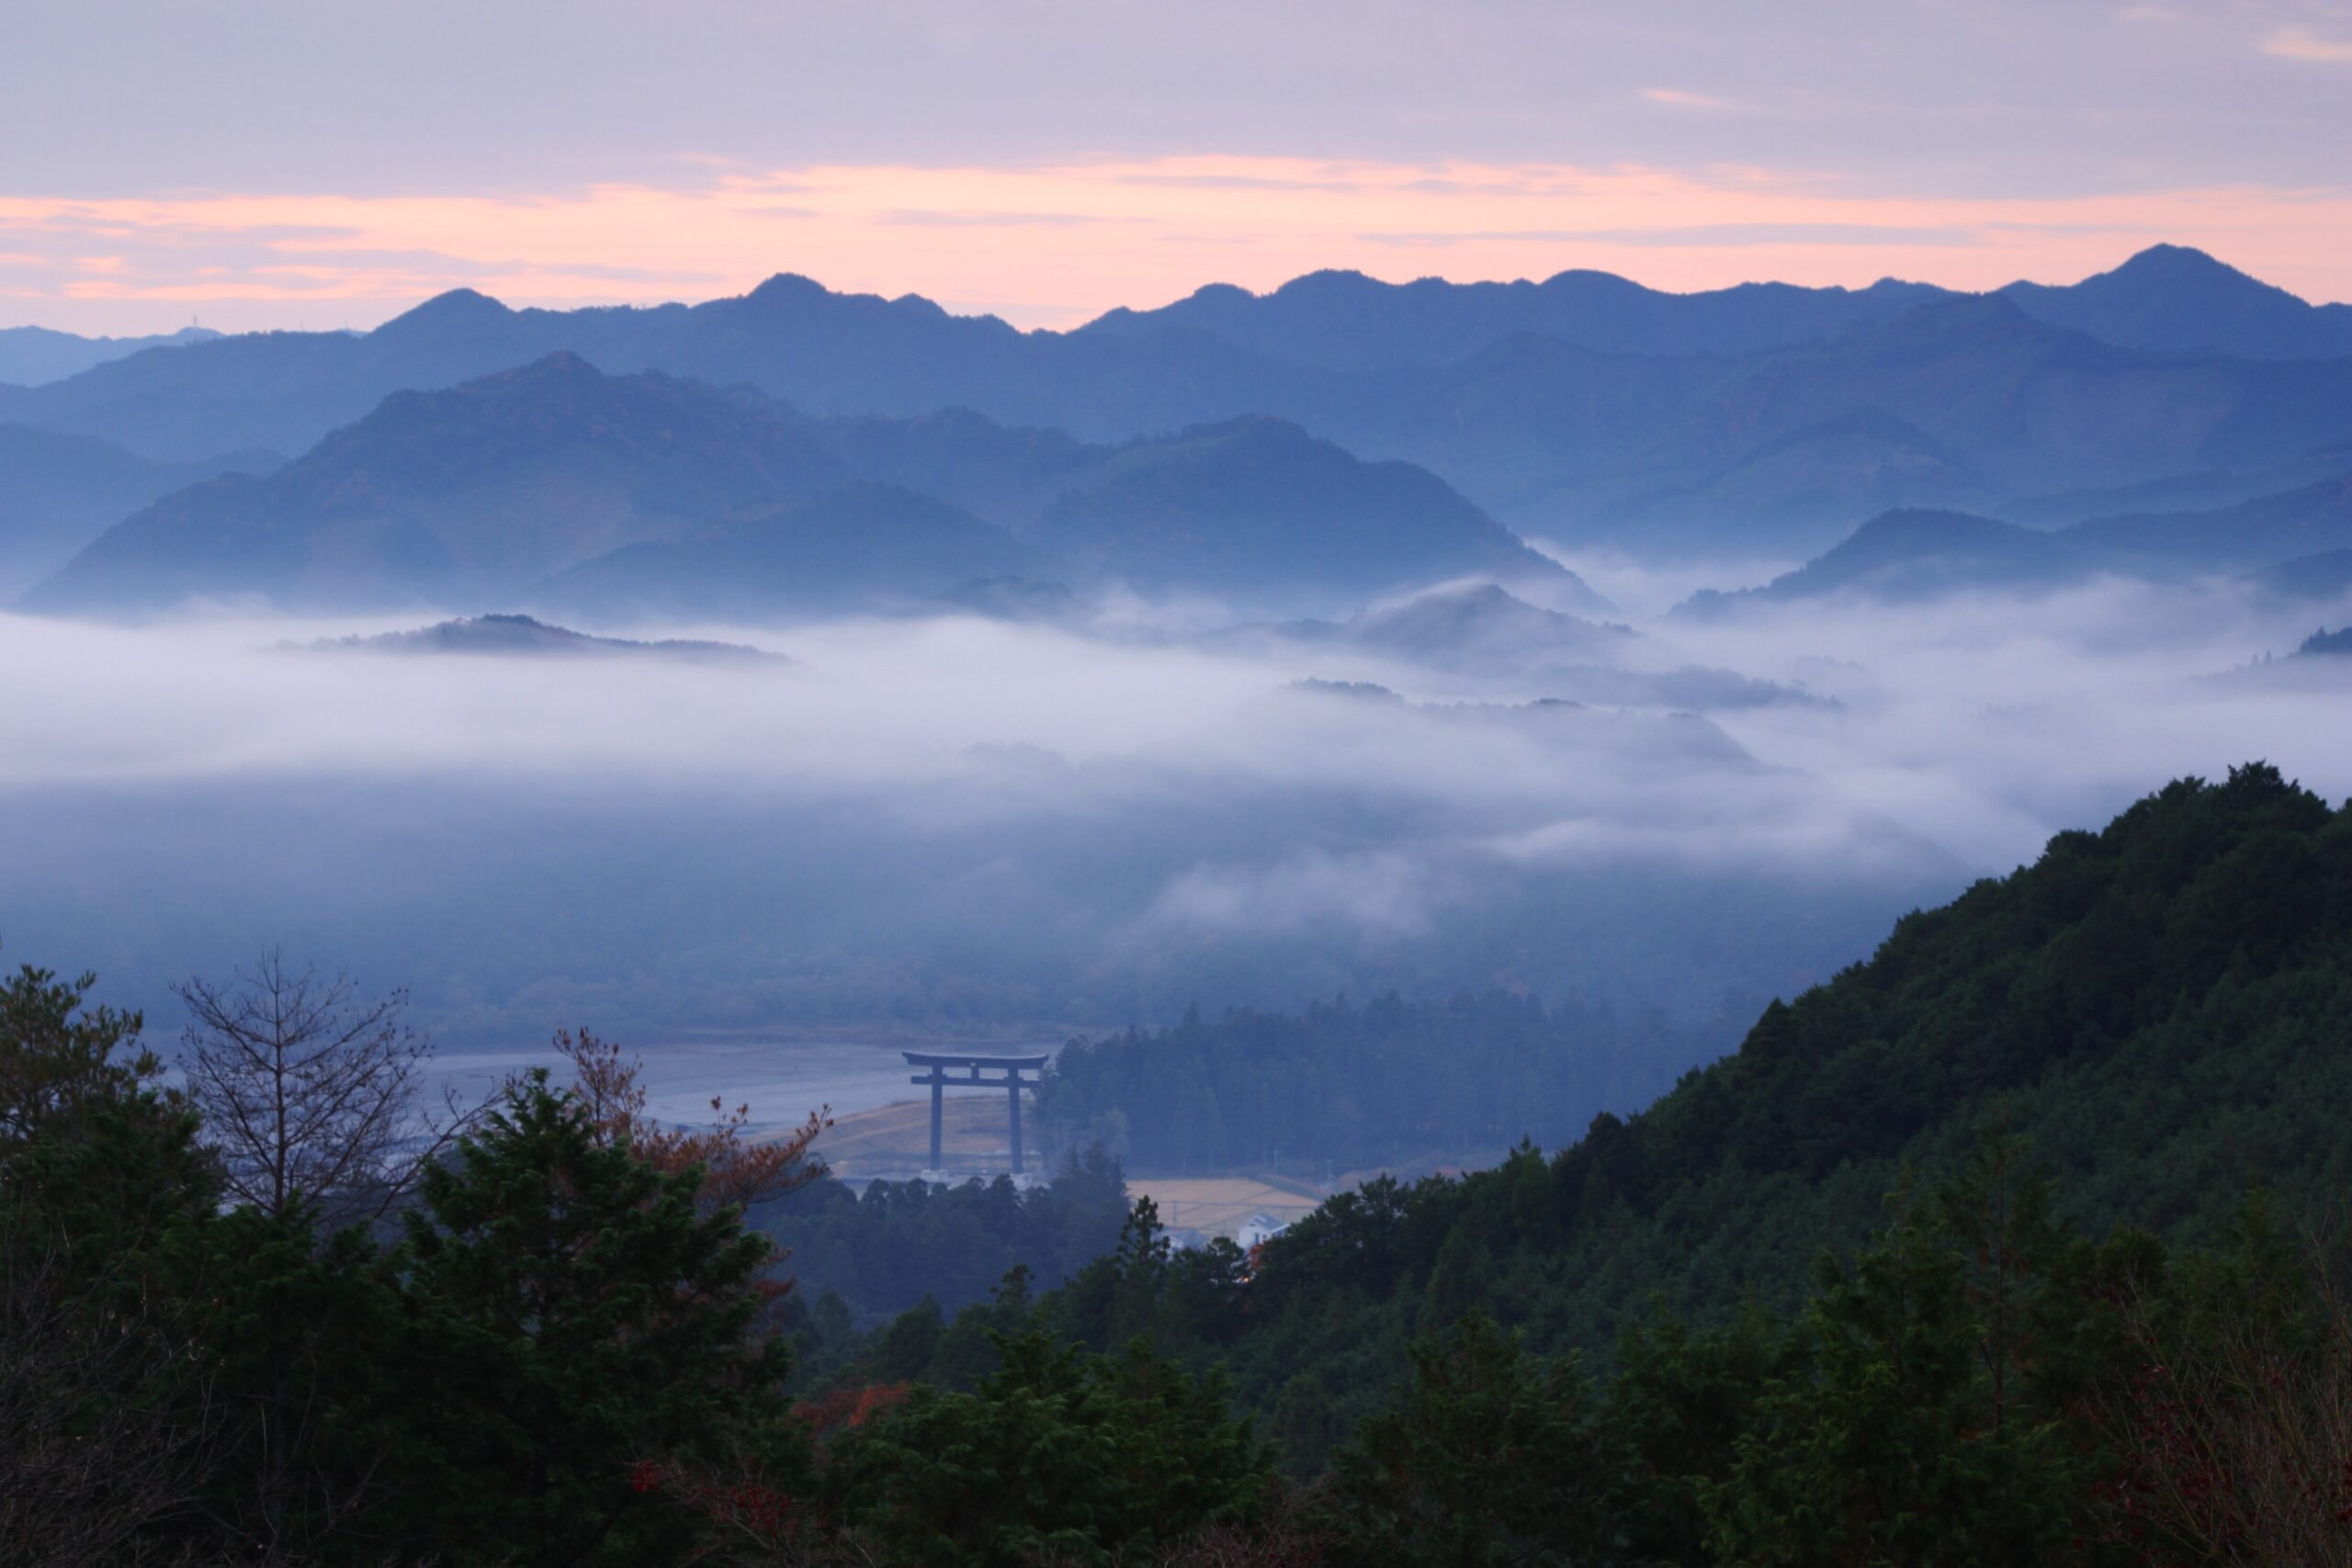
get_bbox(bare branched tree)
[177,951,467,1228]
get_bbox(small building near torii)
[902,1050,1050,1176]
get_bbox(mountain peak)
[1994,243,2346,358]
[372,288,514,338]
[745,272,832,305]
[497,349,601,382]
[2109,243,2239,278]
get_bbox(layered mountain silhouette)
[1080,244,2352,367]
[1027,417,1583,607]
[1266,581,1629,662]
[2065,472,2352,572]
[6,246,2348,568]
[530,484,1033,622]
[24,354,847,613]
[1996,244,2352,361]
[0,323,220,389]
[1077,268,1949,368]
[28,355,1588,617]
[1679,470,2352,613]
[2245,549,2352,604]
[1679,510,2109,613]
[0,424,278,594]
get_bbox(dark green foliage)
[758,1143,1129,1328]
[374,1071,811,1566]
[12,763,2352,1564]
[0,963,219,1567]
[824,1330,1269,1568]
[1324,1313,1616,1568]
[0,960,164,1150]
[1125,765,2352,1423]
[1040,990,1702,1173]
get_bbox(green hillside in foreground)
[851,766,2352,1450]
[1234,763,2352,1374]
[16,765,2352,1566]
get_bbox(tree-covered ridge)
[902,766,2352,1459]
[756,1147,1130,1329]
[12,765,2352,1563]
[1040,990,1703,1174]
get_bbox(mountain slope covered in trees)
[922,768,2352,1453]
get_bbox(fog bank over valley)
[6,558,2346,1117]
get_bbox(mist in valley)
[7,557,2345,1124]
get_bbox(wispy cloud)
[2,156,2349,333]
[2260,25,2352,62]
[1642,87,1741,111]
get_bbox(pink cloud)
[2260,26,2352,62]
[2,155,2349,334]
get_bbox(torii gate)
[903,1051,1050,1174]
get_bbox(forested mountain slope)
[983,767,2352,1447]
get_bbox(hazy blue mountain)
[2244,548,2352,604]
[1583,409,1993,552]
[2061,471,2352,572]
[1266,581,1628,661]
[1679,470,2352,614]
[0,423,280,594]
[804,406,1098,522]
[0,276,1284,461]
[1677,508,2111,614]
[1077,267,1947,368]
[29,353,1583,617]
[25,353,848,614]
[0,323,220,387]
[1081,245,2351,369]
[1317,295,2352,555]
[529,483,1033,622]
[9,250,2351,564]
[1997,244,2352,361]
[921,576,1087,625]
[306,612,781,661]
[1028,416,1591,608]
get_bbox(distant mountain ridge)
[0,423,278,594]
[1082,244,2352,368]
[1679,471,2352,613]
[27,355,1589,618]
[6,245,2349,562]
[0,323,220,388]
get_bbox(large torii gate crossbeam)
[904,1051,1050,1174]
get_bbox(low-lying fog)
[5,562,2347,1121]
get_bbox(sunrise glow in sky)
[6,1,2352,333]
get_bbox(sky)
[5,0,2352,333]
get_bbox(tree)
[175,953,475,1562]
[0,960,221,1564]
[1701,1191,2080,1568]
[177,951,465,1227]
[382,1070,810,1567]
[0,960,159,1151]
[551,1027,830,1216]
[2089,1225,2352,1567]
[825,1330,1267,1568]
[0,1202,218,1568]
[1325,1312,1611,1568]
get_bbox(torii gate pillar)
[903,1052,1049,1176]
